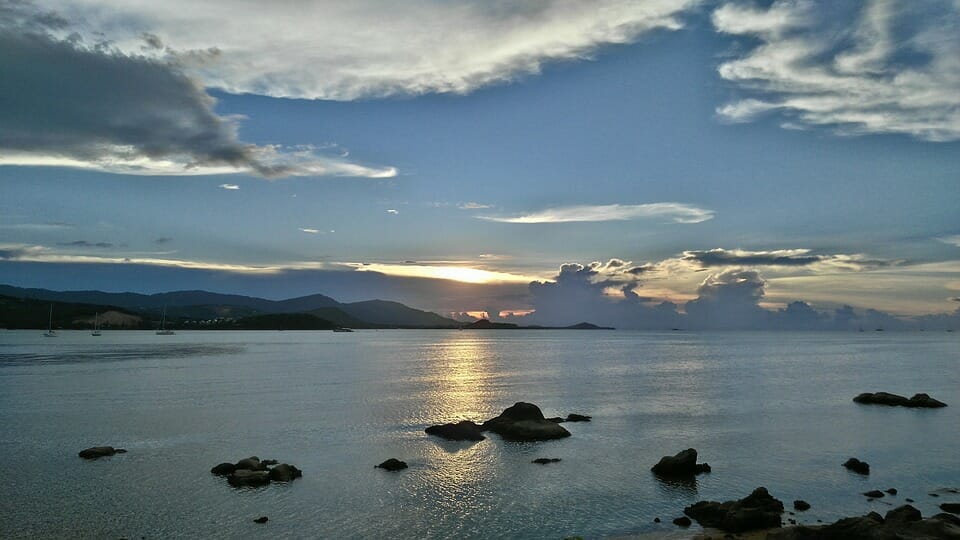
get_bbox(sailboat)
[91,312,102,336]
[156,306,175,335]
[43,304,57,337]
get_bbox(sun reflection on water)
[421,334,501,423]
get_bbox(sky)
[1,0,959,329]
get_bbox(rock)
[261,459,278,466]
[653,517,661,523]
[253,516,268,524]
[943,503,960,515]
[268,463,302,482]
[532,458,561,464]
[673,516,692,527]
[906,498,915,503]
[425,420,486,441]
[235,457,264,471]
[864,490,885,498]
[376,458,407,471]
[565,414,592,422]
[794,500,811,511]
[227,469,271,487]
[853,392,947,408]
[546,417,565,423]
[481,402,571,442]
[210,462,236,475]
[78,446,124,459]
[886,488,897,495]
[767,506,960,539]
[683,487,785,533]
[651,448,711,477]
[843,458,870,475]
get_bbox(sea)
[0,329,957,539]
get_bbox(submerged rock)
[864,490,885,498]
[532,458,561,464]
[253,516,268,524]
[767,505,960,539]
[481,402,571,442]
[376,458,408,471]
[853,392,947,408]
[683,487,785,533]
[78,446,126,459]
[425,420,486,441]
[843,458,870,475]
[651,448,711,477]
[886,488,898,495]
[268,463,302,482]
[227,469,271,487]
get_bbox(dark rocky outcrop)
[532,458,561,464]
[481,402,571,442]
[853,392,947,408]
[235,456,266,471]
[843,458,870,475]
[565,414,591,422]
[268,463,302,482]
[78,446,126,459]
[425,420,486,441]
[673,516,692,527]
[794,500,811,511]
[943,504,960,515]
[767,505,960,539]
[210,462,236,475]
[651,448,711,477]
[227,469,271,487]
[253,516,268,524]
[683,487,785,533]
[376,458,408,471]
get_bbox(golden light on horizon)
[348,262,538,284]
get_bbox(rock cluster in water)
[853,392,947,408]
[767,505,960,539]
[683,487,785,533]
[210,456,302,487]
[844,457,870,475]
[651,448,711,477]
[426,402,575,442]
[78,446,127,459]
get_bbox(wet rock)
[253,516,268,524]
[651,448,711,477]
[653,517,661,523]
[78,446,125,459]
[546,417,564,423]
[425,420,486,441]
[268,463,302,482]
[864,490,885,498]
[843,458,870,475]
[943,503,960,515]
[767,505,960,539]
[794,500,811,511]
[853,392,947,408]
[906,498,915,503]
[532,458,561,464]
[683,487,785,533]
[885,488,897,495]
[227,469,271,487]
[481,402,571,442]
[376,458,407,471]
[261,459,278,466]
[210,463,236,475]
[565,414,592,422]
[235,457,264,471]
[673,516,692,527]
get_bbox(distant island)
[0,284,611,331]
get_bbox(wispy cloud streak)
[480,203,714,224]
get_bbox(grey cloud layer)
[0,0,396,177]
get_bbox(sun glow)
[347,262,536,284]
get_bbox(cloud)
[299,228,320,234]
[684,269,770,328]
[458,202,492,210]
[713,0,960,141]
[49,0,701,100]
[218,183,240,190]
[386,209,399,215]
[681,248,896,271]
[940,235,960,247]
[0,222,73,230]
[0,1,397,177]
[56,240,113,248]
[153,237,172,244]
[480,203,715,224]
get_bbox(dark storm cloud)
[56,240,113,248]
[681,248,896,270]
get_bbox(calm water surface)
[0,330,957,539]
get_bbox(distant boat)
[156,306,175,335]
[91,312,102,336]
[43,304,57,337]
[332,327,353,332]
